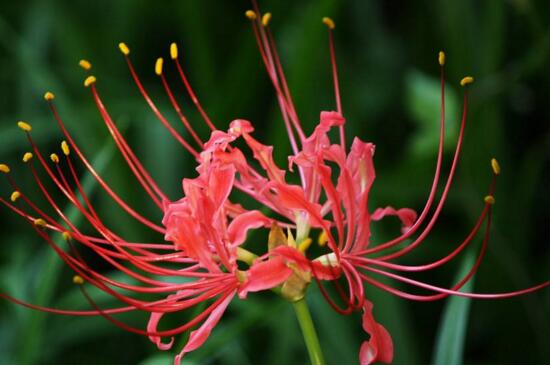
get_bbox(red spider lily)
[0,38,296,365]
[1,3,549,365]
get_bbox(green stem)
[292,298,326,365]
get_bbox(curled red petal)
[175,291,236,364]
[229,118,254,135]
[227,210,271,246]
[147,310,175,350]
[359,300,393,365]
[320,110,345,127]
[372,206,417,233]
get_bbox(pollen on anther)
[460,76,474,86]
[44,92,55,101]
[84,76,96,87]
[262,13,272,27]
[72,275,84,285]
[50,153,60,164]
[318,230,328,247]
[170,43,178,60]
[118,42,130,55]
[22,152,33,163]
[438,51,446,66]
[322,17,335,29]
[245,10,257,20]
[491,158,501,175]
[155,58,164,76]
[0,164,10,173]
[10,191,21,202]
[484,195,495,205]
[79,59,92,70]
[298,238,313,253]
[17,121,32,132]
[34,218,47,228]
[62,231,72,241]
[59,142,69,157]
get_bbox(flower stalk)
[293,298,326,365]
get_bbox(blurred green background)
[0,0,549,364]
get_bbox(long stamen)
[348,176,495,272]
[375,77,472,261]
[155,57,204,147]
[45,96,166,233]
[169,43,216,131]
[323,17,345,148]
[118,44,200,157]
[86,82,167,208]
[360,72,470,259]
[357,52,448,256]
[247,6,305,142]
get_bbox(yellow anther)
[50,153,60,164]
[484,195,495,205]
[298,238,313,253]
[34,218,47,228]
[245,10,257,20]
[22,152,33,162]
[170,43,178,60]
[262,13,272,27]
[460,76,474,86]
[72,275,84,285]
[0,164,10,173]
[118,42,130,55]
[322,17,335,29]
[17,121,32,132]
[61,141,70,156]
[79,59,92,70]
[44,91,55,101]
[438,51,446,66]
[62,231,72,241]
[155,57,164,76]
[318,230,328,247]
[491,158,500,175]
[84,75,96,87]
[10,191,21,202]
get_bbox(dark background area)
[0,1,549,364]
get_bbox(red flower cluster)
[1,2,548,364]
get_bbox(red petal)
[176,291,235,362]
[208,164,235,210]
[147,311,174,350]
[238,256,293,298]
[320,111,345,127]
[274,246,341,280]
[242,133,286,183]
[372,206,417,233]
[359,300,393,365]
[227,210,271,246]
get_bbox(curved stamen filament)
[323,18,345,148]
[170,46,216,131]
[158,70,204,147]
[357,54,448,256]
[89,84,167,208]
[121,52,200,157]
[46,101,166,233]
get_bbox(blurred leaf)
[432,252,475,365]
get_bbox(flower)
[1,2,549,365]
[0,39,296,365]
